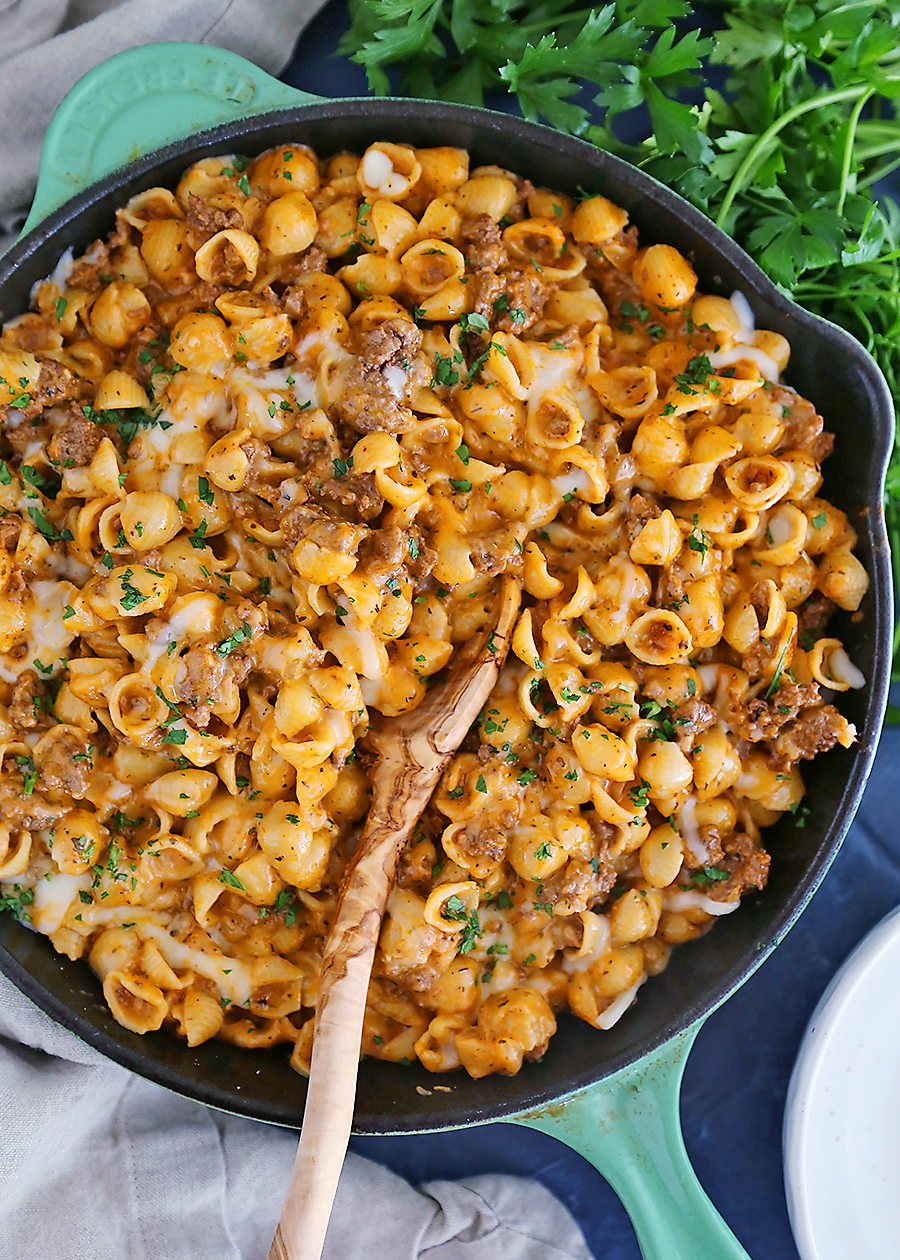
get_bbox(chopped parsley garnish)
[691,866,729,886]
[96,405,172,449]
[15,756,37,796]
[620,301,650,324]
[118,569,148,612]
[27,507,73,543]
[432,352,460,387]
[0,885,34,922]
[189,520,209,550]
[687,515,711,559]
[441,894,482,954]
[217,621,252,656]
[219,869,246,890]
[113,811,144,831]
[458,312,489,333]
[675,355,715,396]
[764,640,792,699]
[790,801,811,827]
[629,779,652,809]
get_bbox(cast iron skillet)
[0,44,893,1260]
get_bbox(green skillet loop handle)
[509,1023,752,1260]
[22,41,325,236]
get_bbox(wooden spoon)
[267,575,522,1260]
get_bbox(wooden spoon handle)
[267,767,438,1260]
[267,577,520,1260]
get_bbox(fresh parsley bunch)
[341,0,900,687]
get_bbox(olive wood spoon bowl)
[268,575,522,1260]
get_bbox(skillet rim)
[0,96,893,1134]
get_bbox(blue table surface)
[280,12,900,1256]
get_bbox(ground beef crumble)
[335,318,430,435]
[48,407,102,467]
[185,194,244,248]
[0,361,83,434]
[707,833,771,901]
[731,681,822,742]
[766,705,854,770]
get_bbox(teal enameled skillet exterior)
[0,44,893,1260]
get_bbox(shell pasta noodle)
[0,140,868,1079]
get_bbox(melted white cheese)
[708,343,779,382]
[51,247,75,291]
[561,913,611,974]
[31,872,92,934]
[706,291,781,380]
[0,578,78,682]
[362,149,396,194]
[81,911,256,1004]
[665,888,741,917]
[829,648,866,690]
[551,467,593,500]
[676,797,709,866]
[766,509,795,546]
[142,594,221,670]
[159,463,186,500]
[342,614,388,682]
[729,291,756,341]
[383,365,408,399]
[596,976,646,1029]
[530,344,574,393]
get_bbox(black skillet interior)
[0,100,893,1134]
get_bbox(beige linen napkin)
[0,971,593,1258]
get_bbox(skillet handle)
[22,42,324,235]
[508,1024,752,1260]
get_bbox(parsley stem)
[515,7,597,33]
[853,121,900,162]
[716,85,869,230]
[837,89,874,217]
[856,153,900,192]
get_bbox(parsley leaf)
[440,895,482,954]
[218,622,252,656]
